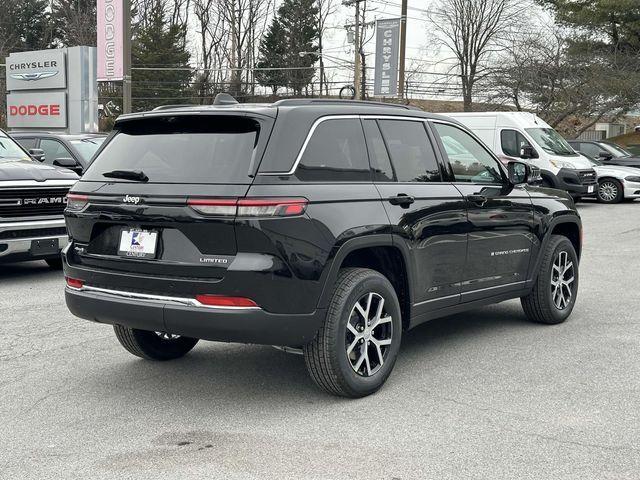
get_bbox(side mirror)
[507,161,530,185]
[598,151,613,160]
[520,145,538,159]
[53,157,77,168]
[28,148,45,162]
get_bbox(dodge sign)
[7,92,68,129]
[5,50,67,91]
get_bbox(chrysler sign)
[5,50,66,91]
[7,92,67,129]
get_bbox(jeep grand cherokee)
[63,98,581,397]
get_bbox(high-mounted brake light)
[195,294,258,308]
[188,197,308,217]
[66,193,89,211]
[65,277,84,289]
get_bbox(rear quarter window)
[83,115,261,184]
[295,118,370,182]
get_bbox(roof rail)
[273,98,420,110]
[152,104,194,111]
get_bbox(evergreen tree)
[537,0,640,54]
[256,18,288,95]
[131,0,192,111]
[278,0,319,95]
[0,0,51,128]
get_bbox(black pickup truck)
[0,129,78,268]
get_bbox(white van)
[447,112,598,199]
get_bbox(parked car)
[11,132,107,175]
[63,98,582,397]
[0,129,78,268]
[579,154,640,203]
[447,112,597,200]
[568,139,640,169]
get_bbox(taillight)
[188,197,307,217]
[66,193,88,211]
[195,294,258,308]
[237,198,307,217]
[187,198,237,216]
[65,277,84,289]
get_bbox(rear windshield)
[83,116,260,184]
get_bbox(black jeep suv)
[63,98,582,397]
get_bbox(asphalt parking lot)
[1,200,639,480]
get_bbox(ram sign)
[5,50,67,91]
[7,92,68,129]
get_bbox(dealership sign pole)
[97,0,131,113]
[373,18,401,97]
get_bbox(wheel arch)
[316,235,412,330]
[529,216,582,284]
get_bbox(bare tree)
[429,0,528,111]
[316,0,338,96]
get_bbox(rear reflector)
[65,277,84,289]
[188,197,307,217]
[195,294,258,308]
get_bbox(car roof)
[10,131,107,139]
[113,99,457,125]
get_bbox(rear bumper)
[65,283,325,347]
[0,218,68,262]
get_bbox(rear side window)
[501,129,533,157]
[296,118,370,182]
[83,116,260,184]
[378,120,441,182]
[362,119,394,181]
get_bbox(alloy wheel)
[550,250,575,310]
[345,292,393,377]
[598,181,618,202]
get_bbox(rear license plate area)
[117,229,158,259]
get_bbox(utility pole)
[123,0,132,113]
[398,0,408,100]
[344,0,365,99]
[353,0,361,100]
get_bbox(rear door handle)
[466,194,487,206]
[388,194,415,207]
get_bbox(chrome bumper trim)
[66,285,262,311]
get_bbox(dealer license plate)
[588,185,595,193]
[118,229,158,258]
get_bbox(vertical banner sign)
[374,18,401,97]
[97,0,124,81]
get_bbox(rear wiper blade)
[102,169,149,182]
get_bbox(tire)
[45,257,63,269]
[521,235,579,324]
[113,325,198,360]
[303,268,402,398]
[597,179,624,203]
